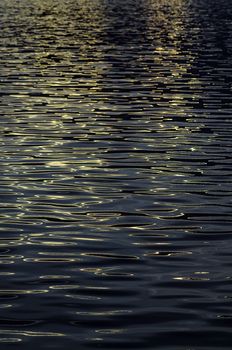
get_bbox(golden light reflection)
[95,329,124,334]
[0,330,65,337]
[0,290,49,294]
[173,276,210,281]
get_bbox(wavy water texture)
[0,0,232,349]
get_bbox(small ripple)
[145,251,193,257]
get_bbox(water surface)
[0,0,232,349]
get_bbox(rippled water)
[0,0,232,348]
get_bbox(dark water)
[0,0,232,348]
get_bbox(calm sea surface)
[0,0,232,349]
